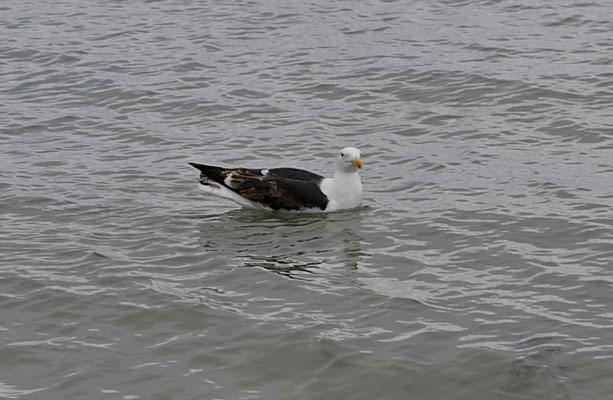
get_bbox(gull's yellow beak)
[351,158,363,169]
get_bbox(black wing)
[236,178,328,211]
[188,164,324,184]
[265,168,324,182]
[188,163,328,211]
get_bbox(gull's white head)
[335,147,363,173]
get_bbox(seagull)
[189,147,363,212]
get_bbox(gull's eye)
[340,152,344,157]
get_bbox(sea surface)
[2,0,613,399]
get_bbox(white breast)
[320,174,362,211]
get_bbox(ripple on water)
[2,0,613,398]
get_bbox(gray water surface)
[2,0,613,399]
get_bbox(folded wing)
[189,163,328,211]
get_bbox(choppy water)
[2,0,613,398]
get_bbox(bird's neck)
[333,170,361,183]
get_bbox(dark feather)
[265,168,324,182]
[188,163,227,183]
[188,163,329,211]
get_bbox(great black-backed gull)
[189,147,363,212]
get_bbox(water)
[2,0,613,398]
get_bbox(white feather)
[199,183,269,210]
[319,172,362,211]
[318,146,363,211]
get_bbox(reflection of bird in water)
[328,208,366,271]
[241,255,321,280]
[194,206,367,280]
[342,230,363,270]
[189,147,363,212]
